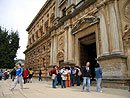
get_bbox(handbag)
[51,74,56,80]
[78,69,82,76]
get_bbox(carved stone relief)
[123,0,130,23]
[58,36,64,51]
[57,51,64,61]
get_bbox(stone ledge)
[48,64,57,68]
[97,54,127,61]
[59,61,75,67]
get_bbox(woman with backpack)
[51,66,58,88]
[29,68,33,83]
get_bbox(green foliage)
[0,27,20,69]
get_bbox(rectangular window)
[44,20,49,33]
[62,7,66,16]
[36,31,39,39]
[32,34,34,42]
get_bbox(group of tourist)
[22,68,33,84]
[50,62,103,92]
[1,61,102,92]
[0,69,10,81]
[0,63,33,91]
[9,63,34,91]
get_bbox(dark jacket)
[82,66,91,77]
[39,71,42,76]
[76,69,79,76]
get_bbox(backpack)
[49,70,52,76]
[29,70,33,75]
[4,71,7,75]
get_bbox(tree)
[0,27,20,69]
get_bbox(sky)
[0,0,46,60]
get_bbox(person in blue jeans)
[81,62,91,92]
[51,66,58,88]
[70,67,75,86]
[95,63,103,92]
[60,68,67,88]
[0,69,3,80]
[75,66,81,86]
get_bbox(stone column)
[64,28,68,62]
[95,24,100,58]
[53,35,57,64]
[99,12,109,55]
[114,0,124,53]
[67,0,71,8]
[68,26,74,61]
[128,49,130,76]
[55,0,60,18]
[109,4,120,53]
[50,37,53,65]
[75,38,80,66]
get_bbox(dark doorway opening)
[79,33,97,79]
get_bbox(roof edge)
[26,0,51,31]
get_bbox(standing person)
[81,62,91,92]
[29,68,33,83]
[0,69,3,80]
[7,71,9,79]
[4,69,8,80]
[10,63,23,90]
[23,68,28,84]
[75,66,81,86]
[70,67,75,86]
[39,70,42,81]
[57,68,61,86]
[95,63,103,92]
[27,69,29,83]
[66,67,71,87]
[51,66,58,88]
[60,67,67,88]
[11,68,16,81]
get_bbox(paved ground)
[0,79,130,98]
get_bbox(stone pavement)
[0,79,130,98]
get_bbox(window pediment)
[71,16,99,34]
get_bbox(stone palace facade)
[24,0,130,86]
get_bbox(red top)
[51,68,58,74]
[23,69,28,78]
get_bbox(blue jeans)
[82,77,90,92]
[52,76,57,88]
[96,78,102,92]
[4,75,7,80]
[76,76,80,86]
[70,75,75,86]
[39,76,42,81]
[61,79,66,88]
